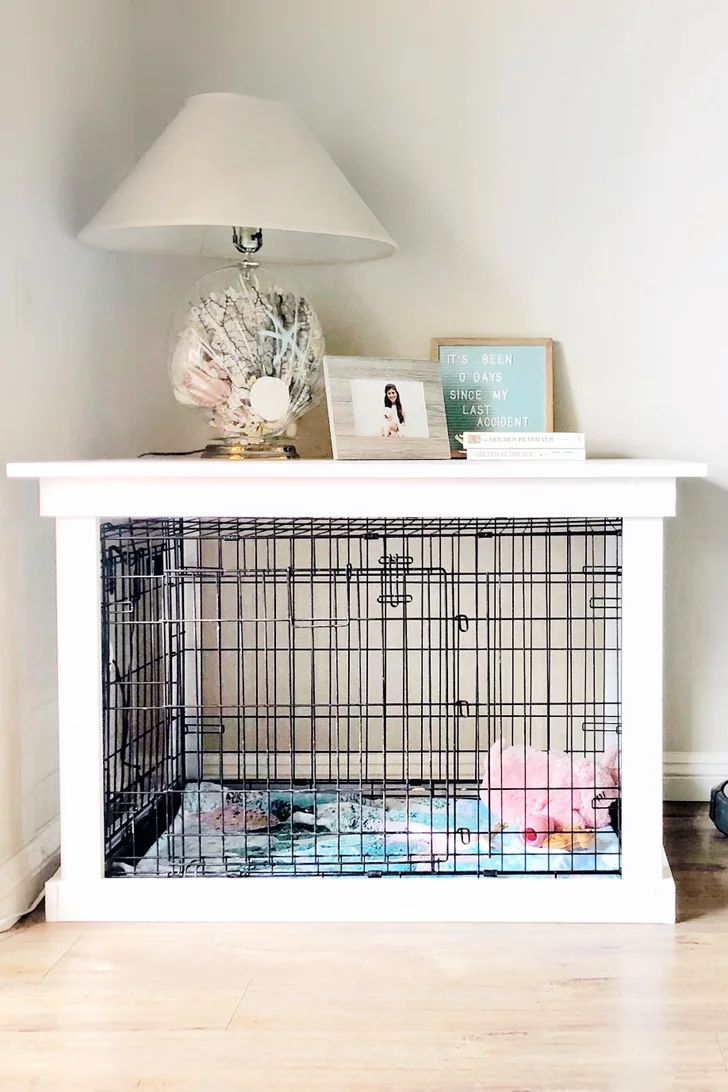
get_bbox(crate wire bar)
[101,516,622,879]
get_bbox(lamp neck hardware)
[232,226,263,255]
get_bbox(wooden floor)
[1,803,727,1091]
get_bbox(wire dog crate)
[101,516,622,880]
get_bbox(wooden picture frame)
[324,355,450,460]
[432,337,554,458]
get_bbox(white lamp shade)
[79,92,396,264]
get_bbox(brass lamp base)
[201,437,299,460]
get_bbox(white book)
[463,431,585,449]
[467,448,586,461]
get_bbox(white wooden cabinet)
[7,458,706,923]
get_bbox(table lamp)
[79,92,396,458]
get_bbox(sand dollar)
[249,375,291,421]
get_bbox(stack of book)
[464,432,585,461]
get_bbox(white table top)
[5,458,708,481]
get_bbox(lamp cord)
[137,449,205,458]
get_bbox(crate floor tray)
[117,782,621,877]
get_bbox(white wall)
[0,0,193,928]
[131,0,728,786]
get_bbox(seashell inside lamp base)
[168,263,324,459]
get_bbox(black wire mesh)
[101,517,622,878]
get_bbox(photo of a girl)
[381,383,405,437]
[349,375,430,441]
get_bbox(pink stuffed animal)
[482,739,620,845]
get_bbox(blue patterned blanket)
[134,783,620,876]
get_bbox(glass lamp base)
[201,437,299,460]
[169,262,325,455]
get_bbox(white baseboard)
[0,818,60,931]
[45,869,676,924]
[663,751,728,802]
